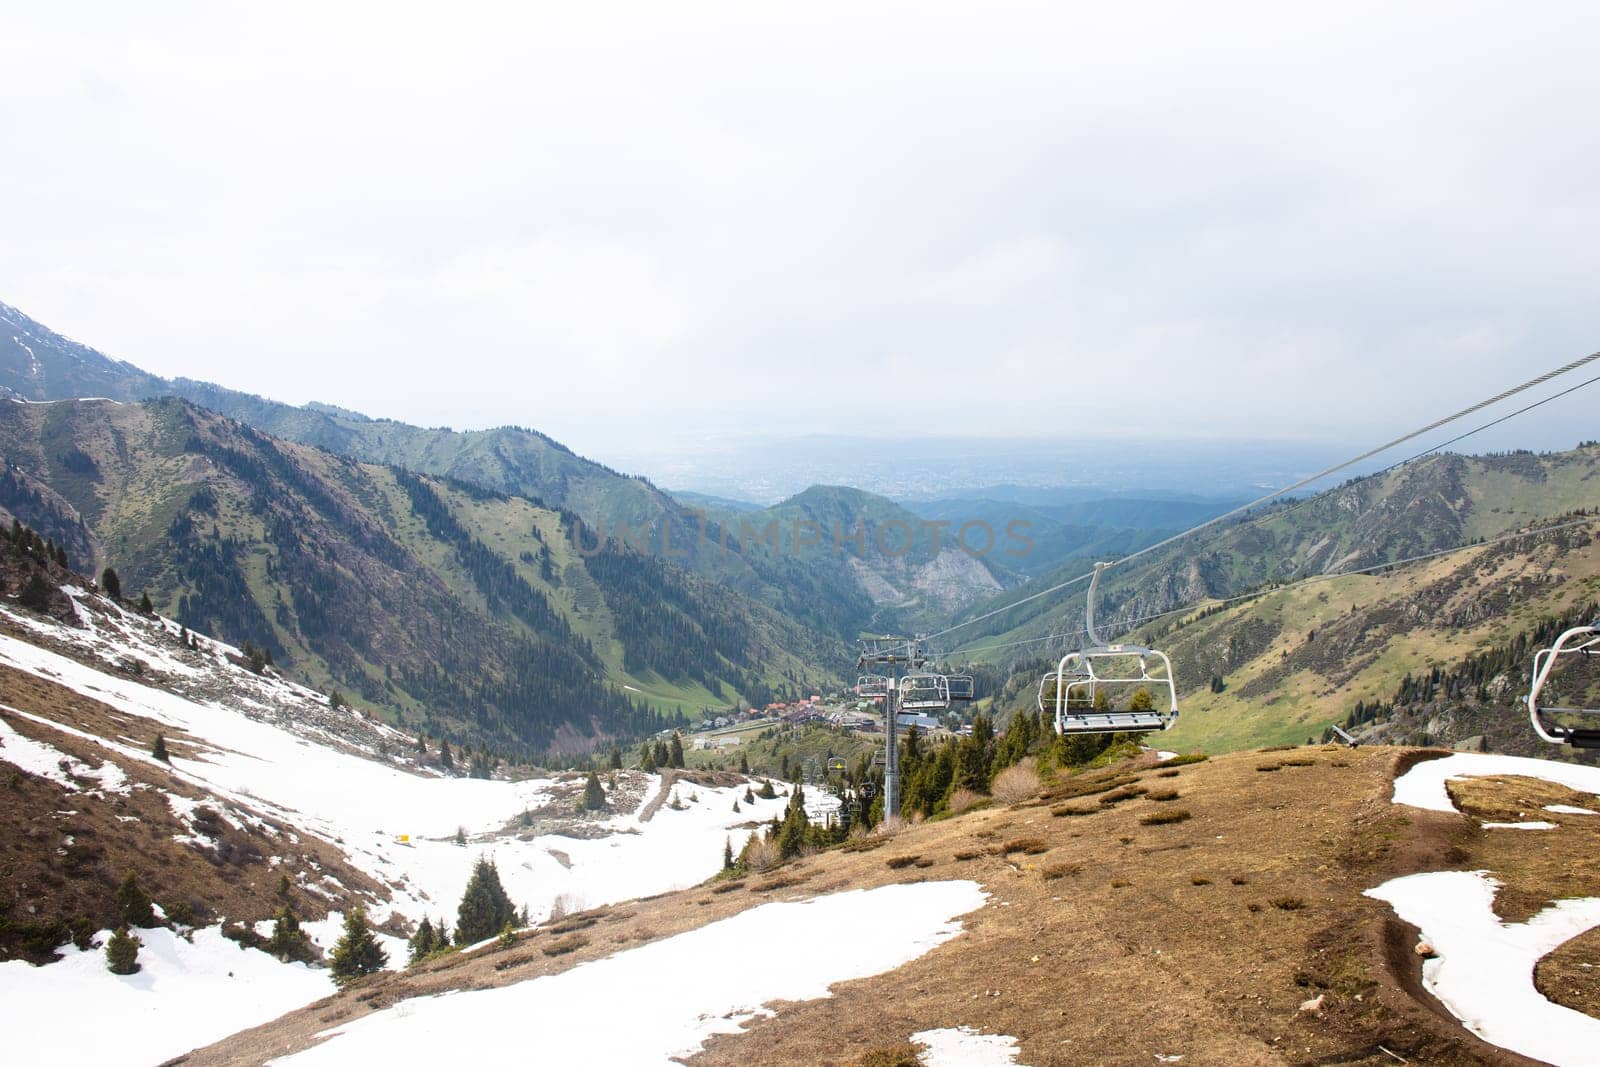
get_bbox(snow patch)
[1365,871,1600,1067]
[276,881,987,1066]
[0,925,328,1067]
[1391,752,1600,813]
[0,714,128,794]
[914,1026,1030,1066]
[1481,821,1557,831]
[1545,804,1598,816]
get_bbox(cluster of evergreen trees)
[637,732,686,772]
[1330,598,1600,739]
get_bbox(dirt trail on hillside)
[636,769,678,823]
[183,747,1593,1066]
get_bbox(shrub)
[991,762,1042,805]
[1190,876,1212,886]
[1146,789,1180,801]
[1000,838,1048,856]
[1040,862,1080,881]
[885,855,921,870]
[542,934,588,956]
[1270,896,1307,911]
[1230,875,1249,886]
[1156,768,1181,778]
[1140,809,1192,826]
[953,849,986,861]
[105,927,141,975]
[1051,804,1098,818]
[1164,753,1208,766]
[744,836,782,873]
[855,1044,923,1067]
[1098,786,1147,806]
[1256,764,1283,772]
[946,788,983,815]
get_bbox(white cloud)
[2,1,1598,459]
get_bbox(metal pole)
[884,657,899,822]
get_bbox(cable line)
[919,349,1600,649]
[934,514,1599,662]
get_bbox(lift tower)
[857,637,925,820]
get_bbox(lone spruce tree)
[115,873,155,928]
[329,907,387,986]
[267,905,315,963]
[105,927,141,975]
[580,771,606,811]
[455,857,517,945]
[100,567,122,600]
[151,734,170,763]
[408,916,437,964]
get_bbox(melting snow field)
[0,612,799,1064]
[0,925,328,1067]
[0,628,791,929]
[276,881,988,1065]
[1365,872,1600,1067]
[1374,751,1600,1066]
[914,1025,1030,1066]
[1390,752,1600,813]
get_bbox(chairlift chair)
[945,674,975,702]
[899,672,951,711]
[1040,562,1180,735]
[1526,622,1600,748]
[856,674,889,698]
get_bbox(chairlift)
[1526,622,1600,748]
[856,674,889,698]
[1040,562,1179,735]
[899,672,951,710]
[945,674,975,702]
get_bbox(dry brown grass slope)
[184,746,1599,1067]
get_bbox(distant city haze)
[4,3,1598,474]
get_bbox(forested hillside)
[955,445,1600,659]
[0,397,839,754]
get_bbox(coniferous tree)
[267,905,315,963]
[115,874,155,928]
[668,731,685,769]
[455,857,517,945]
[138,591,154,615]
[408,916,437,964]
[151,734,170,763]
[640,742,657,773]
[744,785,755,804]
[439,739,454,772]
[757,779,777,800]
[607,746,622,770]
[18,573,53,612]
[105,926,141,975]
[580,770,606,811]
[723,836,734,870]
[329,907,387,986]
[100,567,122,600]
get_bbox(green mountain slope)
[0,398,840,753]
[953,446,1600,659]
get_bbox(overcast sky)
[4,2,1598,464]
